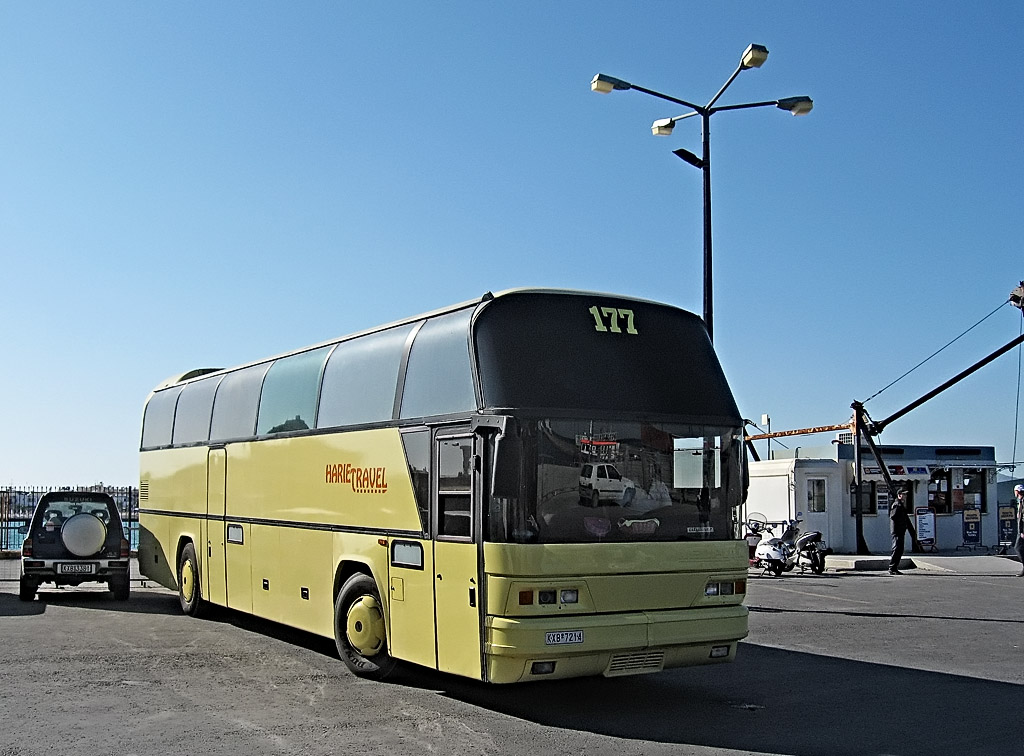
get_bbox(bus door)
[433,431,483,680]
[224,451,253,614]
[385,537,436,668]
[205,448,227,606]
[386,430,436,669]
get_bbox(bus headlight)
[705,580,745,597]
[518,587,580,607]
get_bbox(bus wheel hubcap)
[346,596,384,656]
[181,560,195,602]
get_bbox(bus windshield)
[487,417,744,544]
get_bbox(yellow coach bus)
[138,289,748,683]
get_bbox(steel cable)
[863,300,1011,405]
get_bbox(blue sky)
[2,2,1022,485]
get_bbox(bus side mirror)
[474,416,520,499]
[491,431,521,499]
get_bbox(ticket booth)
[747,441,997,553]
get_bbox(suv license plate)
[545,630,583,646]
[58,563,96,575]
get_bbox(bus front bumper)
[484,604,749,684]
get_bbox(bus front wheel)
[334,573,397,680]
[178,542,204,617]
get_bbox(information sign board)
[915,507,935,548]
[962,506,981,546]
[998,505,1017,546]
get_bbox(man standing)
[889,487,914,575]
[1014,483,1024,577]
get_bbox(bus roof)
[150,288,698,393]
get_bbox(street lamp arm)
[618,81,705,114]
[705,64,744,111]
[664,111,701,126]
[651,110,700,137]
[706,42,770,110]
[591,73,705,112]
[709,96,813,116]
[709,100,786,114]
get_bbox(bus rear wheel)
[334,573,397,680]
[178,542,204,617]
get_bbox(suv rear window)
[29,495,125,552]
[32,496,121,529]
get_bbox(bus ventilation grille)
[605,651,665,677]
[139,481,149,501]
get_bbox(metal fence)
[1,485,139,553]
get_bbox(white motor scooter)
[745,513,830,576]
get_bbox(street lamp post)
[591,44,812,343]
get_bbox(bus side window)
[210,364,270,442]
[401,429,430,534]
[438,437,473,540]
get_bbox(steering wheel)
[745,511,768,534]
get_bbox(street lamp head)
[741,44,769,69]
[777,96,813,116]
[651,117,675,136]
[591,73,632,94]
[672,147,704,169]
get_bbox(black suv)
[20,491,131,601]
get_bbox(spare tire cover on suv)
[61,513,107,557]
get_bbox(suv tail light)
[120,538,130,558]
[22,538,32,558]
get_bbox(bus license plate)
[545,630,583,646]
[58,563,95,575]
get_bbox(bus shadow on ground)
[204,603,341,658]
[434,644,1017,756]
[169,606,1019,755]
